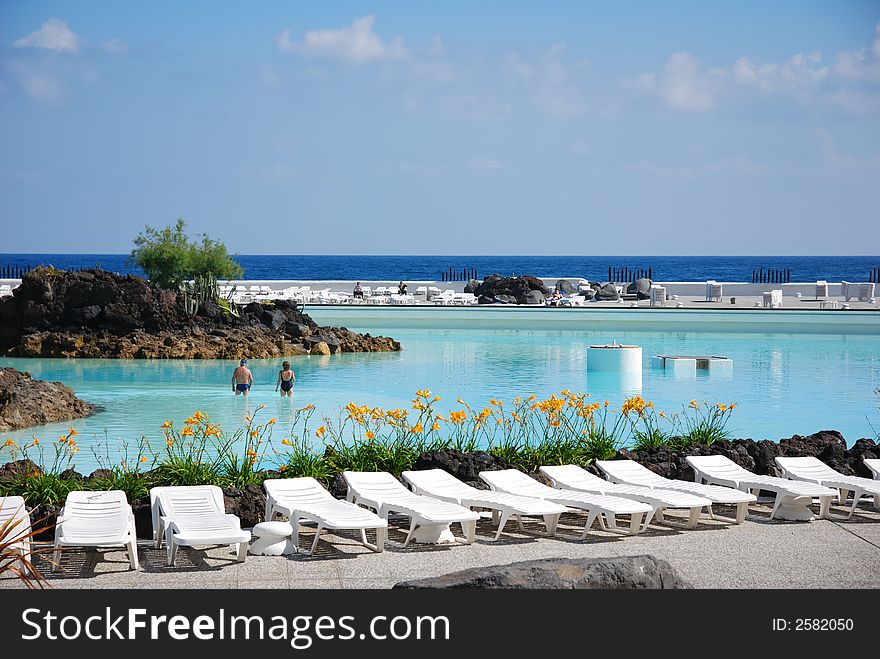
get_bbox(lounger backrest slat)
[595,460,669,487]
[479,470,553,497]
[401,469,476,498]
[539,465,607,489]
[686,456,750,479]
[775,457,840,480]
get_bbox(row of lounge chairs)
[2,456,878,572]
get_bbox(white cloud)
[504,43,590,117]
[13,19,81,53]
[21,74,64,103]
[733,52,829,92]
[660,52,714,111]
[818,129,880,172]
[835,23,880,83]
[275,15,407,63]
[101,38,126,55]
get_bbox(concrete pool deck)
[4,501,879,590]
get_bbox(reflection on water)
[1,327,878,471]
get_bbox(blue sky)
[1,1,879,255]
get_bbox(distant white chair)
[452,292,477,305]
[815,280,829,300]
[650,285,667,307]
[841,281,874,302]
[264,478,388,555]
[705,280,723,302]
[775,456,880,518]
[762,289,783,308]
[0,495,33,559]
[343,471,479,547]
[402,469,566,540]
[685,455,836,521]
[151,485,250,566]
[53,490,139,571]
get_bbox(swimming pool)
[1,325,878,472]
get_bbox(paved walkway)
[4,501,879,589]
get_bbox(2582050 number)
[795,619,853,631]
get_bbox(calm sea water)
[1,254,879,283]
[2,328,878,473]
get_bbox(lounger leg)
[516,514,525,531]
[461,520,476,544]
[236,541,248,562]
[846,493,861,519]
[52,543,62,572]
[127,539,139,570]
[374,526,386,553]
[264,501,274,522]
[166,533,178,566]
[654,508,665,524]
[154,519,164,550]
[403,519,417,548]
[543,513,560,537]
[631,512,647,535]
[492,510,512,541]
[308,524,324,556]
[874,495,879,511]
[491,509,499,526]
[735,502,748,524]
[292,517,301,552]
[686,507,701,529]
[817,496,830,519]
[582,511,599,539]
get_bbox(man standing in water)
[232,358,253,396]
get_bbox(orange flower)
[303,404,314,411]
[181,426,194,437]
[160,419,173,430]
[281,438,292,446]
[73,447,79,453]
[59,435,67,443]
[604,400,609,407]
[2,439,13,447]
[245,415,252,423]
[250,430,259,439]
[166,439,174,447]
[315,425,326,438]
[365,431,375,440]
[432,396,441,402]
[431,422,440,431]
[68,427,79,437]
[193,411,206,421]
[412,423,423,434]
[33,439,39,445]
[268,418,277,425]
[140,456,148,463]
[278,465,287,472]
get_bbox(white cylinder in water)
[587,344,642,390]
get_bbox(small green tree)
[130,218,243,289]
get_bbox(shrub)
[130,218,243,290]
[0,430,83,506]
[669,400,736,449]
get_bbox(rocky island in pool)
[0,268,400,359]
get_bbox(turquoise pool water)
[2,327,878,472]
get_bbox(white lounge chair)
[343,471,479,547]
[401,469,567,540]
[650,285,667,308]
[775,457,880,518]
[762,289,783,308]
[150,485,250,566]
[479,469,653,537]
[705,280,723,302]
[53,490,139,571]
[0,495,33,558]
[815,280,829,300]
[539,464,711,529]
[264,478,387,555]
[595,459,756,524]
[865,458,880,480]
[685,455,836,521]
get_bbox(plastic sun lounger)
[53,490,139,571]
[685,455,836,521]
[595,459,756,524]
[150,486,251,566]
[539,464,711,529]
[775,457,880,518]
[343,471,479,547]
[0,495,33,558]
[479,469,653,537]
[865,459,880,481]
[401,469,567,540]
[263,478,388,555]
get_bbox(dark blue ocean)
[1,254,878,283]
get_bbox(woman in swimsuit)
[275,360,295,397]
